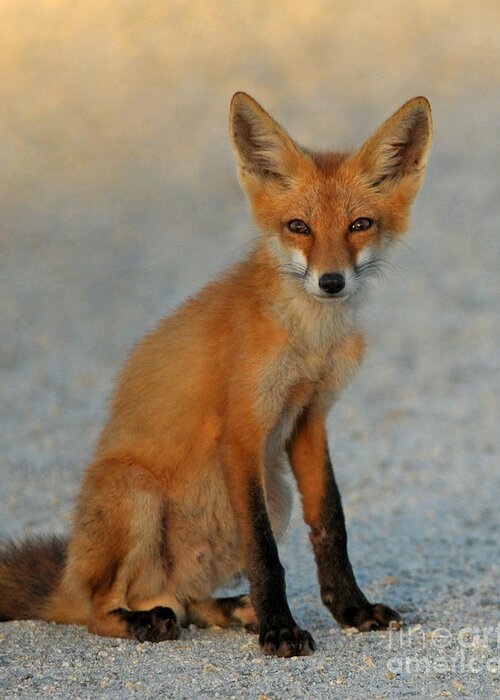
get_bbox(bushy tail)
[0,536,67,621]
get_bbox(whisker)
[383,232,431,279]
[228,234,262,256]
[279,262,308,280]
[354,258,399,283]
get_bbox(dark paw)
[115,606,181,642]
[340,603,401,632]
[259,625,316,657]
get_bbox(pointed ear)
[229,92,310,189]
[357,97,432,190]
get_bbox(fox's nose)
[318,272,345,295]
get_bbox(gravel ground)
[1,1,499,697]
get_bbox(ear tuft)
[229,92,307,185]
[359,97,433,189]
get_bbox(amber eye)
[287,219,310,235]
[349,218,373,232]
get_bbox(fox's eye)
[287,219,310,235]
[349,218,373,232]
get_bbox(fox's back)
[95,266,239,470]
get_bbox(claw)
[261,625,316,657]
[338,602,402,632]
[115,605,181,642]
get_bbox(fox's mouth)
[311,291,351,302]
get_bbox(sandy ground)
[0,1,499,697]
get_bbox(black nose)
[318,272,345,295]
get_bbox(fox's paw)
[115,606,181,642]
[339,603,401,632]
[259,625,316,657]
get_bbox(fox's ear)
[229,92,310,189]
[357,97,432,190]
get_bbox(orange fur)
[0,93,431,653]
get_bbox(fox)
[0,92,432,657]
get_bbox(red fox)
[0,93,432,657]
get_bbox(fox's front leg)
[288,408,401,631]
[222,436,315,657]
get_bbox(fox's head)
[229,92,432,301]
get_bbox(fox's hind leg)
[64,456,182,641]
[186,594,258,631]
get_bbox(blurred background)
[0,0,498,585]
